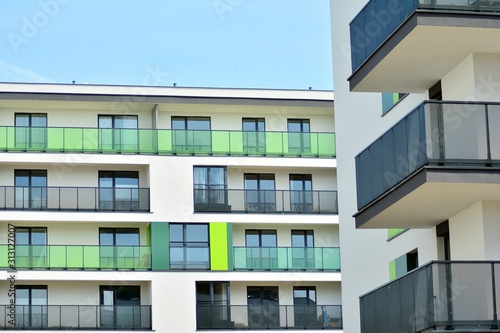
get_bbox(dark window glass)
[100,286,141,329]
[169,223,209,270]
[289,174,313,212]
[287,119,310,154]
[293,287,317,327]
[99,228,139,246]
[98,171,139,211]
[98,115,138,151]
[244,174,275,212]
[291,230,314,248]
[247,287,279,328]
[171,117,211,153]
[193,167,228,212]
[245,230,277,247]
[15,285,48,328]
[242,118,266,154]
[14,113,47,149]
[14,170,47,209]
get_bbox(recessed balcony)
[0,186,150,212]
[1,127,336,158]
[193,189,338,214]
[0,245,151,270]
[355,101,500,229]
[196,304,342,330]
[0,305,152,330]
[233,247,341,271]
[349,0,500,92]
[360,261,500,333]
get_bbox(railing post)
[492,263,498,329]
[437,103,446,163]
[58,187,61,210]
[445,262,454,330]
[485,104,492,163]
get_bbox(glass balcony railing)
[350,0,500,72]
[0,186,150,211]
[0,245,151,270]
[193,189,338,214]
[356,101,500,209]
[1,127,336,158]
[0,305,151,330]
[233,247,340,271]
[196,304,342,330]
[360,261,500,333]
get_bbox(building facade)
[0,83,340,331]
[332,1,500,332]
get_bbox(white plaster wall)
[441,54,476,100]
[449,201,485,260]
[480,201,500,259]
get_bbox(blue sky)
[0,0,333,90]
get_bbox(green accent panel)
[233,247,340,271]
[231,132,244,154]
[146,224,151,246]
[388,228,406,240]
[392,92,399,104]
[209,222,229,271]
[0,245,8,267]
[389,259,396,280]
[226,223,233,270]
[212,131,230,154]
[150,222,169,270]
[83,246,100,268]
[157,130,172,153]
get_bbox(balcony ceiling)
[350,13,500,92]
[355,168,500,229]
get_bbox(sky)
[0,0,333,90]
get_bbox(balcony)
[0,186,150,212]
[355,101,500,229]
[0,245,151,270]
[360,261,500,333]
[349,0,500,92]
[0,305,151,330]
[196,304,342,330]
[1,127,336,158]
[193,189,338,214]
[233,247,340,271]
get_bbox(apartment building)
[0,83,340,332]
[332,1,500,332]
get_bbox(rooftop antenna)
[309,87,312,90]
[173,83,177,87]
[72,81,76,84]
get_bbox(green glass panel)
[83,246,99,268]
[276,248,288,270]
[157,130,172,153]
[30,245,48,268]
[63,128,82,151]
[15,245,31,268]
[317,133,336,157]
[46,128,63,151]
[233,248,248,270]
[138,129,155,153]
[322,247,341,270]
[137,247,151,269]
[6,127,17,150]
[82,128,99,152]
[230,131,244,155]
[0,127,7,150]
[66,246,84,269]
[388,228,406,240]
[0,245,9,268]
[49,246,67,268]
[211,131,230,155]
[265,132,284,155]
[99,246,115,269]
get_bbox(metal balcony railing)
[350,0,500,72]
[360,261,500,333]
[196,304,342,330]
[2,127,336,158]
[0,305,152,330]
[0,245,151,270]
[356,101,500,209]
[0,186,150,211]
[193,189,338,214]
[233,247,341,271]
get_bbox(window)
[100,286,141,329]
[170,224,209,270]
[172,116,211,153]
[245,230,277,270]
[196,282,231,329]
[98,115,138,151]
[99,228,140,268]
[193,167,228,212]
[16,286,48,328]
[289,174,313,212]
[293,287,317,327]
[244,174,275,212]
[242,118,265,154]
[15,227,47,268]
[99,171,139,211]
[247,286,279,328]
[291,230,315,270]
[287,119,310,153]
[15,113,47,149]
[389,249,419,280]
[15,170,47,209]
[382,92,407,115]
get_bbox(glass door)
[242,118,265,154]
[15,227,47,268]
[287,119,310,154]
[245,230,277,270]
[244,174,275,212]
[293,287,317,328]
[99,228,139,268]
[172,117,211,153]
[99,171,139,211]
[98,115,138,151]
[291,230,314,270]
[15,113,47,150]
[193,167,227,211]
[289,174,313,212]
[15,170,47,209]
[16,286,47,328]
[100,286,141,329]
[247,286,280,328]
